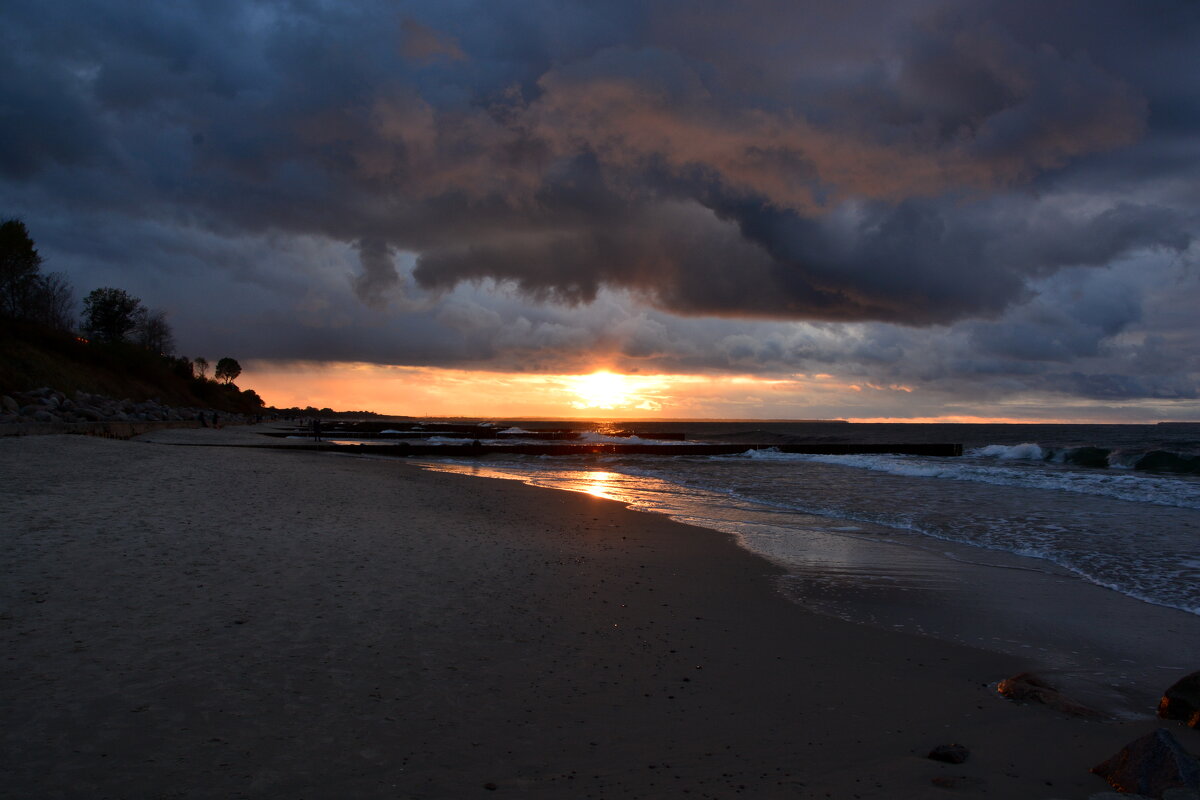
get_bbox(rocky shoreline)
[1,386,250,427]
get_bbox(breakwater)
[263,440,964,457]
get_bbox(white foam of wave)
[1107,451,1143,469]
[577,432,690,445]
[969,443,1046,460]
[622,460,1200,615]
[737,448,1200,509]
[499,426,533,434]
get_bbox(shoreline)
[419,457,1200,720]
[2,429,1195,797]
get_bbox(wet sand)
[1,428,1194,798]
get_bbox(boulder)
[1159,672,1200,728]
[0,386,252,429]
[997,672,1105,718]
[1091,729,1200,797]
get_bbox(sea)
[337,420,1200,714]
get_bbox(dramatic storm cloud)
[2,0,1198,415]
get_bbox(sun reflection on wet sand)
[568,470,622,500]
[421,462,632,504]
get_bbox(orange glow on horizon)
[245,361,839,418]
[843,415,1081,424]
[239,360,1187,424]
[244,361,703,418]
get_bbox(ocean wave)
[971,442,1046,460]
[577,431,690,445]
[1132,450,1200,474]
[967,442,1200,473]
[737,448,1200,509]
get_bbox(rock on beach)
[1091,729,1200,797]
[0,387,245,427]
[1159,672,1200,728]
[996,672,1105,718]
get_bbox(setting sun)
[566,371,642,410]
[561,371,667,410]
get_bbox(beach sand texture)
[1,429,1192,798]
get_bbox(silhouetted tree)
[215,357,241,384]
[27,271,75,330]
[82,287,143,343]
[170,356,195,380]
[137,309,175,355]
[0,218,45,319]
[193,356,209,379]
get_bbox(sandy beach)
[1,428,1194,798]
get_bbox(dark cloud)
[400,18,466,63]
[1,0,1198,410]
[352,238,400,307]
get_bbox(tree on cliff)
[215,357,242,384]
[28,272,75,330]
[137,309,175,355]
[0,218,43,318]
[192,356,209,379]
[0,218,74,330]
[81,287,143,343]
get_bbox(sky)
[2,0,1198,420]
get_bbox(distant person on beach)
[197,412,207,428]
[211,412,220,429]
[311,419,322,441]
